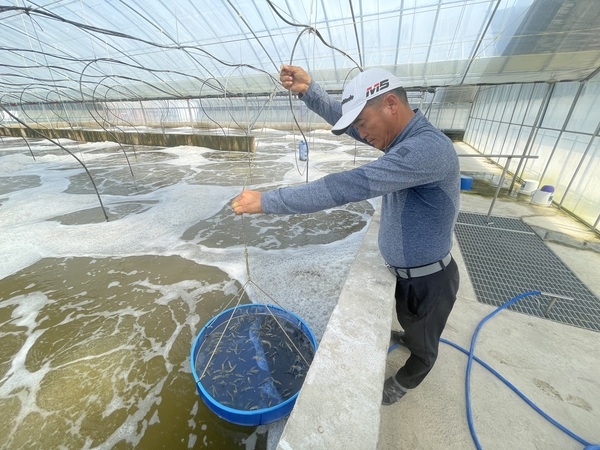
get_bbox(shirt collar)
[383,109,422,153]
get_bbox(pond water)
[0,130,378,449]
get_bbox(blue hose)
[440,337,593,447]
[388,290,597,449]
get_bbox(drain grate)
[455,212,600,332]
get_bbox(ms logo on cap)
[365,79,390,98]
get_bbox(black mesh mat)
[455,212,600,332]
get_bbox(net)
[191,304,316,424]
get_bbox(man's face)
[352,96,395,150]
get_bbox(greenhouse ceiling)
[0,0,599,105]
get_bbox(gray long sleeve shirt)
[262,81,460,268]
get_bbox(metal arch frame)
[457,153,539,224]
[459,0,501,86]
[253,2,287,67]
[220,0,276,72]
[537,65,600,206]
[185,3,238,72]
[393,0,405,67]
[317,0,340,76]
[505,82,552,189]
[423,1,442,81]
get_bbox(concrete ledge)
[0,126,254,152]
[277,208,396,450]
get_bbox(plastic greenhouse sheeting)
[0,0,599,104]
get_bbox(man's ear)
[383,92,399,113]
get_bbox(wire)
[0,3,369,222]
[287,27,312,180]
[265,0,362,70]
[0,103,110,221]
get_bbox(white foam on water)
[0,132,378,448]
[0,180,236,278]
[0,293,53,425]
[253,128,289,134]
[103,393,127,419]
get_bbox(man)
[232,64,460,405]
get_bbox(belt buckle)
[386,264,409,279]
[396,268,409,279]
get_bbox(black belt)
[386,253,452,279]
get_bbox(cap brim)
[331,100,366,136]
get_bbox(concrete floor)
[378,143,600,449]
[276,141,599,450]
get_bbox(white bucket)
[531,189,553,206]
[519,179,539,195]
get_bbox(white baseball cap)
[331,68,403,135]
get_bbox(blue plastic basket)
[190,304,317,426]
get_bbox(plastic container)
[460,175,473,191]
[190,304,317,426]
[299,140,308,161]
[531,185,555,206]
[518,179,539,195]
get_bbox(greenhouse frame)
[1,0,599,229]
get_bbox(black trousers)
[394,258,460,389]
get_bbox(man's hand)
[231,190,263,215]
[280,64,311,95]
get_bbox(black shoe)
[390,330,406,347]
[382,376,408,405]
